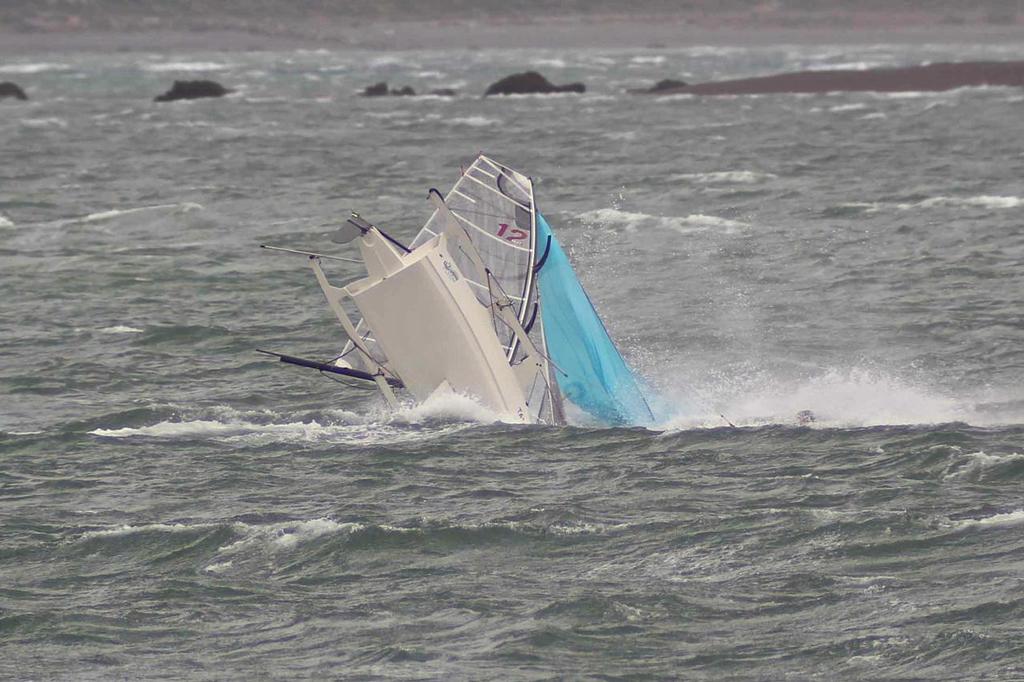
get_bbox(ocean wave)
[896,195,1022,210]
[0,62,69,74]
[953,509,1024,530]
[943,451,1024,482]
[81,202,203,223]
[629,55,667,65]
[220,518,361,553]
[87,398,494,444]
[97,325,144,334]
[447,116,500,127]
[576,208,748,233]
[656,367,976,430]
[141,62,233,72]
[531,58,567,69]
[74,513,633,568]
[827,195,1021,215]
[78,522,216,540]
[828,103,870,112]
[389,390,504,425]
[809,61,885,72]
[20,118,68,129]
[673,170,777,184]
[0,215,13,228]
[88,417,404,444]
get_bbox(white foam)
[0,215,13,228]
[944,451,1024,481]
[82,202,203,222]
[142,62,232,72]
[828,103,869,112]
[809,61,883,72]
[204,560,233,574]
[576,208,748,234]
[838,195,1021,213]
[79,522,213,540]
[674,170,777,184]
[20,118,68,128]
[897,195,1022,210]
[89,404,480,444]
[218,518,361,554]
[389,390,503,425]
[0,62,68,74]
[531,58,567,68]
[98,325,144,334]
[630,55,667,65]
[447,116,500,127]
[955,510,1024,530]
[658,367,972,430]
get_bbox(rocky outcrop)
[361,82,417,96]
[628,78,688,95]
[429,88,457,97]
[154,80,232,102]
[0,82,28,100]
[484,71,585,96]
[634,60,1024,96]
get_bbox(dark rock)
[154,80,232,102]
[362,81,389,97]
[484,71,585,96]
[629,78,689,94]
[361,82,417,97]
[429,88,457,97]
[0,82,28,101]
[634,60,1024,96]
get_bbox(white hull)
[311,222,544,423]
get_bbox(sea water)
[2,42,1023,679]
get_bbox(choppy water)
[2,41,1024,679]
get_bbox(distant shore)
[3,19,1024,54]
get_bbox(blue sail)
[535,213,655,426]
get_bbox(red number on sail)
[497,223,528,241]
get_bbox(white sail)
[334,155,562,424]
[412,154,539,355]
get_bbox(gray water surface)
[2,43,1024,679]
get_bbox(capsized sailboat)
[260,154,654,426]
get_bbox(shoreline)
[4,20,1024,54]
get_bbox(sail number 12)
[496,223,528,241]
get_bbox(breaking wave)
[447,116,501,127]
[576,208,748,233]
[389,390,504,425]
[0,62,69,74]
[898,195,1022,210]
[943,451,1024,482]
[953,509,1024,530]
[81,202,203,223]
[97,325,144,334]
[829,195,1022,214]
[87,397,505,445]
[142,61,233,72]
[655,366,1008,430]
[73,515,633,571]
[674,170,777,184]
